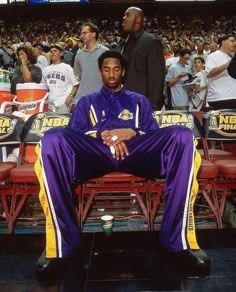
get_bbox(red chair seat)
[86,172,147,183]
[198,148,235,159]
[198,159,218,179]
[214,160,236,178]
[0,162,17,180]
[10,164,38,183]
[78,172,149,229]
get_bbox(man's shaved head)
[122,6,144,33]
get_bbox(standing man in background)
[73,22,109,104]
[33,44,49,72]
[116,7,165,111]
[166,48,192,110]
[205,34,236,109]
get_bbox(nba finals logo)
[0,116,17,139]
[30,113,70,137]
[160,112,194,130]
[209,111,236,137]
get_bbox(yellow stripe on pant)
[186,141,201,250]
[34,144,58,258]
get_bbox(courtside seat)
[10,164,37,182]
[198,159,218,178]
[0,162,17,227]
[0,114,25,233]
[198,148,235,160]
[214,159,236,177]
[0,162,17,179]
[197,158,222,228]
[150,110,222,229]
[203,109,236,223]
[9,112,71,233]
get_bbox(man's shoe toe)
[36,250,67,274]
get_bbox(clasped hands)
[101,128,136,160]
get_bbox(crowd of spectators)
[1,15,236,62]
[1,14,236,110]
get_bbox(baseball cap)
[49,44,63,51]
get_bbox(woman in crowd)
[10,45,42,94]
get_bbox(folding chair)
[0,113,25,233]
[203,109,236,222]
[76,172,150,230]
[190,111,235,160]
[150,110,222,230]
[9,112,71,233]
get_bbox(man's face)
[197,43,204,54]
[172,43,181,54]
[179,53,190,66]
[80,26,95,45]
[222,37,236,53]
[204,43,210,51]
[122,8,137,33]
[100,57,125,91]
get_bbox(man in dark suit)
[116,7,165,111]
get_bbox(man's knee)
[167,126,194,145]
[42,128,70,146]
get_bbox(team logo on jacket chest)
[118,109,133,120]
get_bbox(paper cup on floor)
[101,215,114,232]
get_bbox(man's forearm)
[207,61,230,78]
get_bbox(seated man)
[35,50,210,275]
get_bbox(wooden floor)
[0,228,236,292]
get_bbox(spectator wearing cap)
[42,44,79,112]
[205,34,236,109]
[203,41,211,56]
[33,43,49,72]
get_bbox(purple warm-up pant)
[35,126,201,258]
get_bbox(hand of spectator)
[178,72,188,79]
[19,55,27,66]
[65,95,73,106]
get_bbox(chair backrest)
[153,110,204,139]
[0,114,25,146]
[0,114,25,162]
[19,112,71,163]
[203,109,236,141]
[22,112,71,144]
